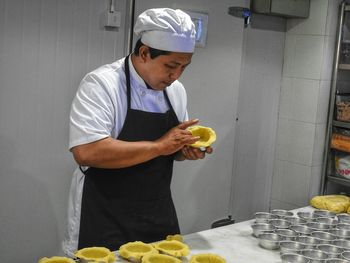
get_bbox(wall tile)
[293,35,325,79]
[270,199,300,211]
[312,124,327,166]
[292,78,320,123]
[282,34,296,78]
[276,119,316,166]
[274,0,339,213]
[279,77,319,123]
[279,77,293,119]
[286,0,328,35]
[316,80,331,124]
[272,159,284,200]
[276,118,289,161]
[309,165,323,198]
[283,35,324,79]
[271,160,312,207]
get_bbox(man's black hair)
[133,39,170,59]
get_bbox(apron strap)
[124,55,132,110]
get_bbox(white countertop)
[117,206,314,263]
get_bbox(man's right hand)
[155,119,200,156]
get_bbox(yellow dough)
[189,253,227,263]
[119,241,158,262]
[310,195,350,213]
[187,125,216,148]
[165,234,183,242]
[153,240,189,258]
[74,247,116,263]
[38,257,75,263]
[141,254,181,263]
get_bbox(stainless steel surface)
[258,233,281,250]
[313,210,336,218]
[307,222,332,231]
[251,223,275,237]
[251,0,310,18]
[330,229,350,240]
[281,253,310,263]
[254,212,279,223]
[337,223,350,230]
[270,219,292,229]
[285,216,308,225]
[311,231,337,244]
[337,214,350,224]
[325,259,350,263]
[342,251,350,261]
[316,217,338,228]
[298,212,317,221]
[301,249,329,262]
[271,209,294,218]
[291,225,313,236]
[280,241,307,255]
[275,229,298,241]
[333,239,350,251]
[317,244,344,259]
[296,235,321,249]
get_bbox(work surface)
[117,206,314,263]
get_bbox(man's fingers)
[177,119,199,130]
[183,136,200,145]
[206,147,213,154]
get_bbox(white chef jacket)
[62,56,189,256]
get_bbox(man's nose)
[170,68,183,80]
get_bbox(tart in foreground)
[153,240,189,258]
[141,253,181,263]
[38,256,76,263]
[119,241,158,262]
[189,253,227,263]
[74,246,116,263]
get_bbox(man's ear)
[139,46,150,62]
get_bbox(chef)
[62,8,213,256]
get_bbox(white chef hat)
[134,8,196,53]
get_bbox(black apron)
[78,55,180,251]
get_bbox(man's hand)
[156,119,200,156]
[180,145,213,160]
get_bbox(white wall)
[0,0,127,262]
[231,14,286,222]
[271,0,341,210]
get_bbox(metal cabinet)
[251,0,310,18]
[322,2,350,194]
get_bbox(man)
[62,8,213,255]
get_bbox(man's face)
[143,51,193,90]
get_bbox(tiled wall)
[271,0,342,210]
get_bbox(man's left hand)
[180,145,213,160]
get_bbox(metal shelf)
[333,120,350,129]
[321,2,350,194]
[327,175,350,187]
[338,64,350,70]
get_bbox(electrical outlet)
[104,11,121,28]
